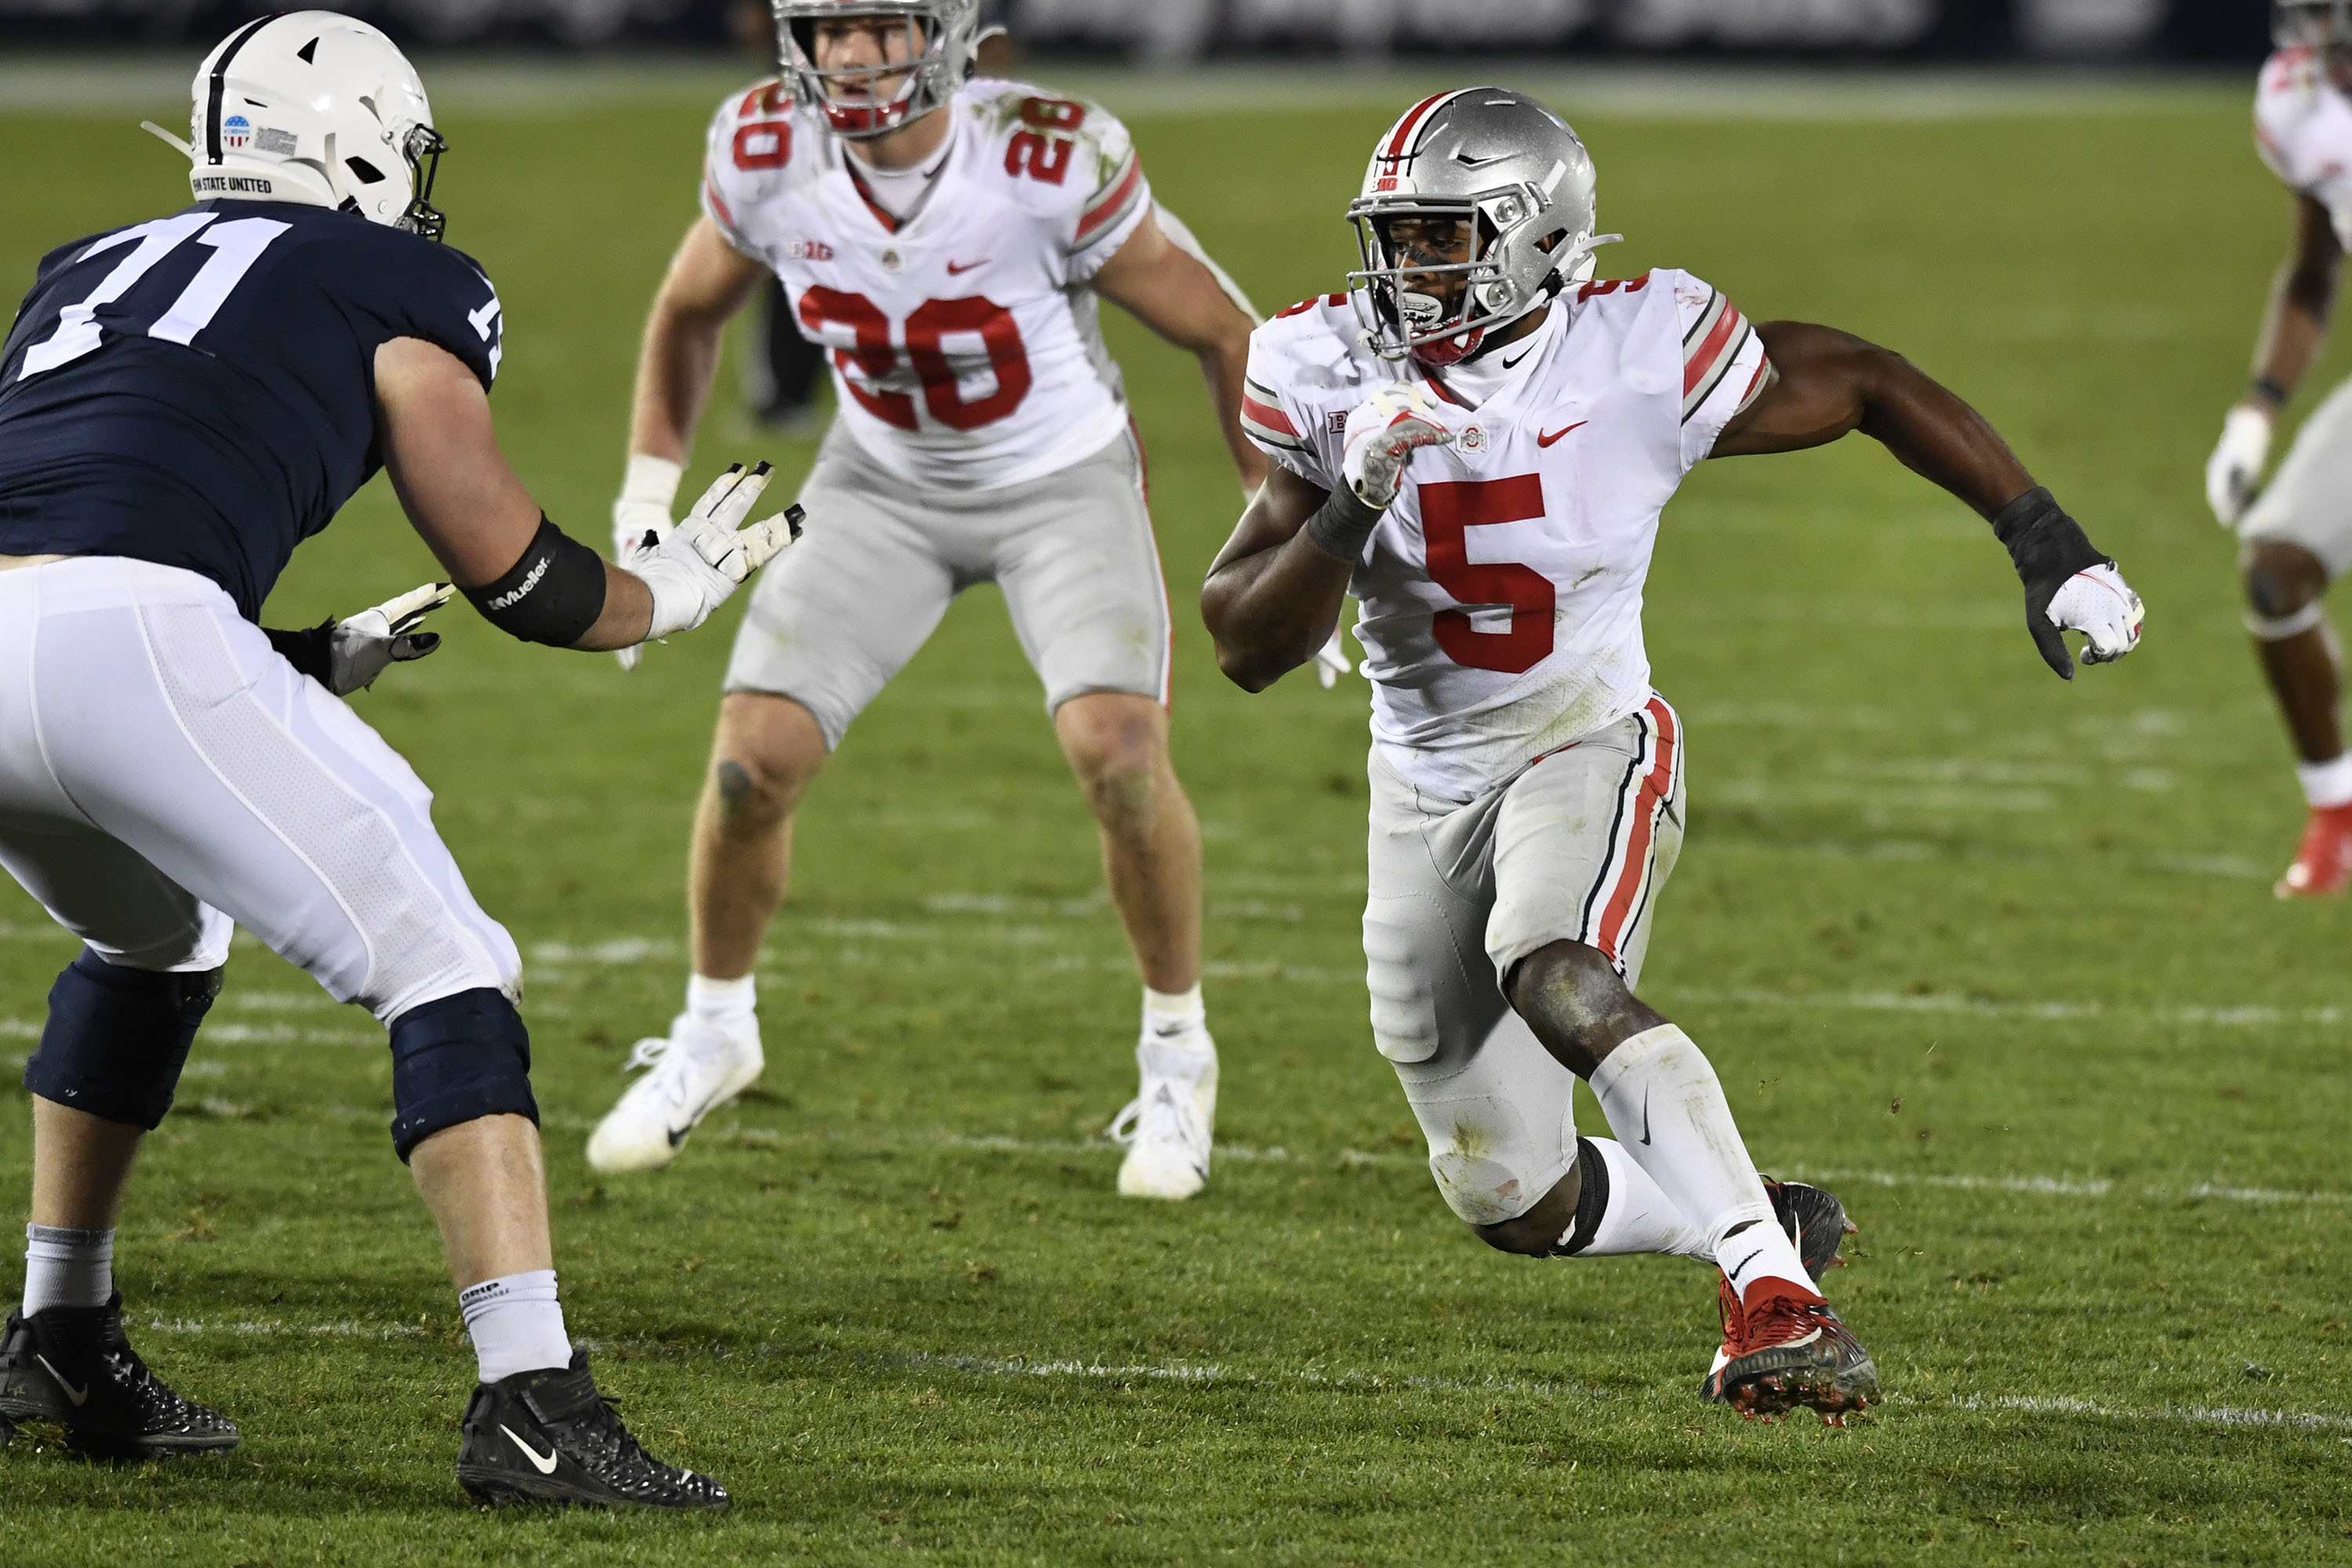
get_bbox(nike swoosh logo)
[1501,348,1533,369]
[35,1356,87,1406]
[1726,1247,1766,1281]
[667,1124,691,1149]
[1638,1087,1652,1146]
[946,258,986,274]
[501,1424,561,1474]
[1537,421,1588,447]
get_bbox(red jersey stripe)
[1240,393,1299,437]
[1077,156,1145,242]
[1682,302,1744,397]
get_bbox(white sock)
[24,1224,114,1314]
[1562,1138,1711,1259]
[458,1269,572,1384]
[1587,1025,1816,1303]
[2298,755,2352,809]
[685,972,756,1035]
[1142,983,1207,1040]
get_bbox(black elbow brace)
[462,515,607,647]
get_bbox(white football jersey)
[1241,272,1768,803]
[2256,46,2352,247]
[702,77,1152,490]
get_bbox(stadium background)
[8,2,2352,1563]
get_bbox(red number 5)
[1418,476,1555,673]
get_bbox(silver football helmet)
[2277,1,2352,48]
[1347,88,1617,367]
[772,0,981,140]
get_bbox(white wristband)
[620,453,684,510]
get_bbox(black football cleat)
[0,1294,238,1458]
[456,1352,728,1511]
[1701,1284,1879,1424]
[1762,1177,1857,1287]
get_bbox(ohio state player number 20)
[1418,476,1556,673]
[796,288,1033,433]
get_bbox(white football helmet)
[174,11,448,239]
[1347,88,1616,368]
[772,0,981,139]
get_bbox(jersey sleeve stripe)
[1730,354,1773,416]
[702,176,739,235]
[1077,154,1146,245]
[1682,302,1752,423]
[1240,390,1301,438]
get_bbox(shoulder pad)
[1251,293,1371,393]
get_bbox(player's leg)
[1367,743,1720,1265]
[2238,378,2352,895]
[5,560,720,1501]
[993,431,1213,1199]
[1490,701,1872,1420]
[590,430,956,1172]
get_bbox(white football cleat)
[1107,1028,1218,1200]
[584,1014,764,1174]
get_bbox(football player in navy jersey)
[0,13,794,1508]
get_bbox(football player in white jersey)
[2205,2,2352,897]
[1204,89,2144,1420]
[585,0,1263,1199]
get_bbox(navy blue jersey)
[0,200,501,618]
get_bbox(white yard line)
[127,1315,2352,1433]
[1671,985,2347,1029]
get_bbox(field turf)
[4,64,2352,1566]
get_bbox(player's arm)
[2208,193,2343,521]
[1203,386,1454,690]
[1091,210,1269,495]
[627,217,770,470]
[1200,465,1350,689]
[1711,321,2141,678]
[376,337,791,654]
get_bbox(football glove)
[626,463,803,644]
[1992,487,2143,679]
[2205,404,2274,526]
[1314,626,1353,689]
[610,454,684,673]
[1341,383,1456,510]
[265,581,453,695]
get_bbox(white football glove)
[325,581,453,695]
[1313,626,1353,689]
[611,454,684,672]
[2205,404,2274,526]
[626,463,803,644]
[1341,383,1456,510]
[2044,561,2144,667]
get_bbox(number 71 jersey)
[1241,273,1767,804]
[702,77,1153,491]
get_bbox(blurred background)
[0,0,2270,61]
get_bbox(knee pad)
[387,988,538,1163]
[1393,1012,1578,1229]
[2245,601,2328,641]
[22,951,223,1130]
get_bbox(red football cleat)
[1700,1281,1878,1423]
[2276,802,2352,898]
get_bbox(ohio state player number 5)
[1419,475,1556,673]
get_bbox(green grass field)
[5,62,2352,1565]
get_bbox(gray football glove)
[267,581,453,695]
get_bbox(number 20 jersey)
[0,201,502,619]
[1241,273,1767,804]
[702,77,1153,492]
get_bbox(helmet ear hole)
[343,155,387,184]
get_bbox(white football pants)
[0,557,518,1018]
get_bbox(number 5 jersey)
[702,77,1153,492]
[1240,274,1768,804]
[0,202,502,619]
